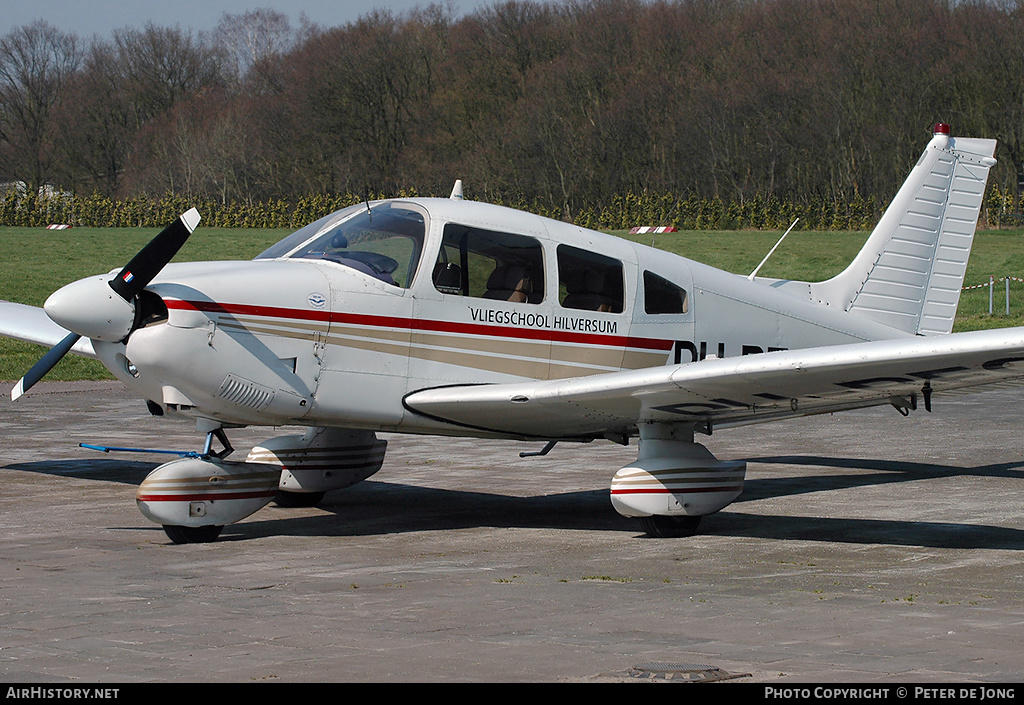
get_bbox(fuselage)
[91,197,908,438]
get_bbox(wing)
[0,300,97,358]
[403,327,1024,439]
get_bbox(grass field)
[3,224,1024,382]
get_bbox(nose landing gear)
[136,427,279,545]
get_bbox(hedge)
[1,185,1019,231]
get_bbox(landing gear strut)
[202,427,234,459]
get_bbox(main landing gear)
[609,423,747,538]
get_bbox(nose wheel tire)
[639,515,701,538]
[162,524,224,544]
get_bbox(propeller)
[11,208,201,401]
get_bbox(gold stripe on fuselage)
[218,314,669,379]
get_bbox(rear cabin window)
[433,224,544,304]
[557,245,624,313]
[643,270,689,314]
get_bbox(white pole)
[990,275,994,314]
[1007,277,1011,316]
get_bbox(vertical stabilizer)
[811,125,997,335]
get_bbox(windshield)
[256,203,426,288]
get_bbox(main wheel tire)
[639,515,701,538]
[163,524,224,544]
[274,490,326,508]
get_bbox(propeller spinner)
[11,208,201,401]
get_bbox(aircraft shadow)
[720,454,1024,549]
[707,511,1024,549]
[741,454,1024,503]
[229,475,1024,550]
[8,456,1024,549]
[3,458,154,484]
[230,481,633,540]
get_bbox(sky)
[1,0,487,39]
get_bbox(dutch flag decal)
[122,272,134,284]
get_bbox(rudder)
[812,124,997,335]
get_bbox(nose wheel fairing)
[136,456,281,536]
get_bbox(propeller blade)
[109,208,201,302]
[11,331,82,401]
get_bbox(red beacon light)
[933,122,951,135]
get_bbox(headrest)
[487,265,531,293]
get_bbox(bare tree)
[212,9,296,87]
[7,0,1024,215]
[111,22,224,125]
[0,21,80,193]
[53,40,135,196]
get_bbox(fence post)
[1007,277,1011,316]
[990,275,994,315]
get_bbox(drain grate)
[627,662,750,682]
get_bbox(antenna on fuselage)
[363,186,372,220]
[748,218,799,281]
[450,179,464,200]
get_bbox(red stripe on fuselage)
[164,299,673,352]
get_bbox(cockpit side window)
[557,245,624,313]
[643,270,689,314]
[433,224,545,304]
[284,204,425,288]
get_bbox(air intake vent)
[216,374,275,411]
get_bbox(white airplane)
[2,123,1022,544]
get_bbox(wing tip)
[11,378,24,401]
